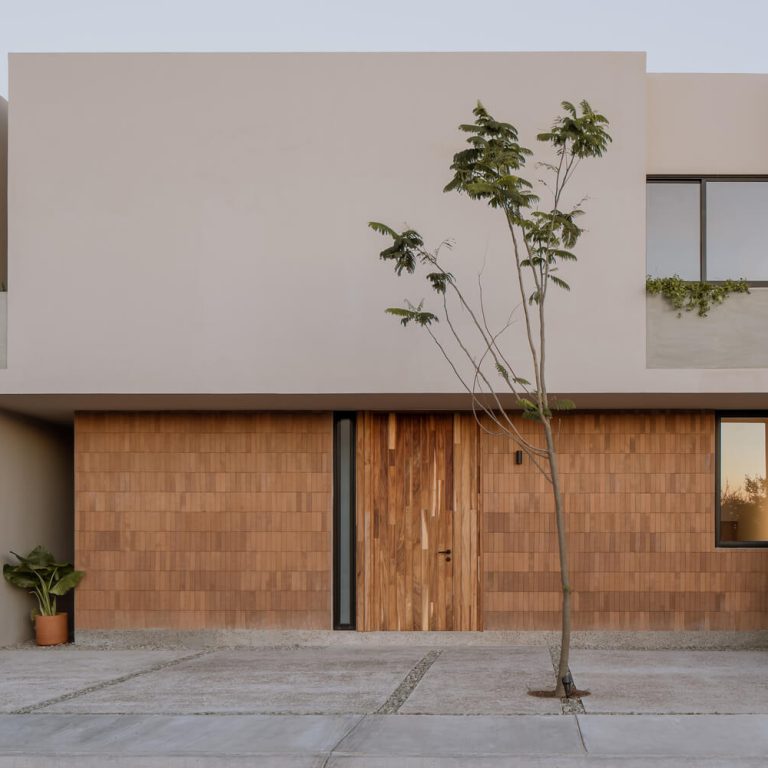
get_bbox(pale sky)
[1,0,768,98]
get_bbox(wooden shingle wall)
[482,412,768,631]
[75,413,332,630]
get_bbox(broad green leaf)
[50,570,85,596]
[2,565,37,590]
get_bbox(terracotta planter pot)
[35,613,68,646]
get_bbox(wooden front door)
[356,412,481,631]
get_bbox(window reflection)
[646,178,768,283]
[719,417,768,543]
[707,182,768,281]
[646,182,700,280]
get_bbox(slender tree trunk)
[543,419,571,698]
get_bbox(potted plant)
[3,546,85,646]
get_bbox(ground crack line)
[320,714,366,768]
[12,650,212,714]
[375,649,442,714]
[574,713,588,753]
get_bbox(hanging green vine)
[645,275,750,317]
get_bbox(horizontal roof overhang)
[3,392,768,425]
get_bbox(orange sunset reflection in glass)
[720,417,768,543]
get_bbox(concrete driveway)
[1,644,767,766]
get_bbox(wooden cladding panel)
[482,411,768,631]
[356,412,480,631]
[75,412,332,630]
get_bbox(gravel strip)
[376,649,442,714]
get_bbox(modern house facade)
[1,52,767,643]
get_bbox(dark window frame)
[715,410,768,549]
[332,412,357,629]
[647,176,768,287]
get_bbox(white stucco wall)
[1,53,767,401]
[0,412,73,646]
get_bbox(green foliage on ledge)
[645,275,750,317]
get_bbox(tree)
[370,100,611,698]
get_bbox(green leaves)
[386,305,438,327]
[549,275,570,291]
[518,398,545,421]
[369,222,424,275]
[645,275,750,317]
[537,100,612,159]
[426,271,453,294]
[3,546,85,617]
[3,569,37,590]
[523,209,584,253]
[518,398,575,420]
[369,99,610,429]
[50,569,85,596]
[495,363,532,390]
[444,101,538,214]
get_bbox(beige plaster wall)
[0,95,6,289]
[2,52,648,397]
[3,54,768,401]
[647,291,768,368]
[0,96,6,369]
[0,412,73,646]
[647,75,768,174]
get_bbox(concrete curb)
[71,629,768,651]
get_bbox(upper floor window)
[647,178,768,284]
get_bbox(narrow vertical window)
[334,413,356,628]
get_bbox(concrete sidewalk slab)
[335,714,583,757]
[4,758,767,768]
[328,758,768,767]
[40,647,426,714]
[578,714,768,757]
[399,647,560,714]
[571,650,768,713]
[1,757,765,768]
[0,649,192,712]
[0,713,359,757]
[0,759,325,768]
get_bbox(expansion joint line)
[12,649,212,714]
[375,649,443,714]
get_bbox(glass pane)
[720,418,768,543]
[646,182,700,280]
[337,418,353,626]
[707,181,768,281]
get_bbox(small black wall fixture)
[515,450,524,465]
